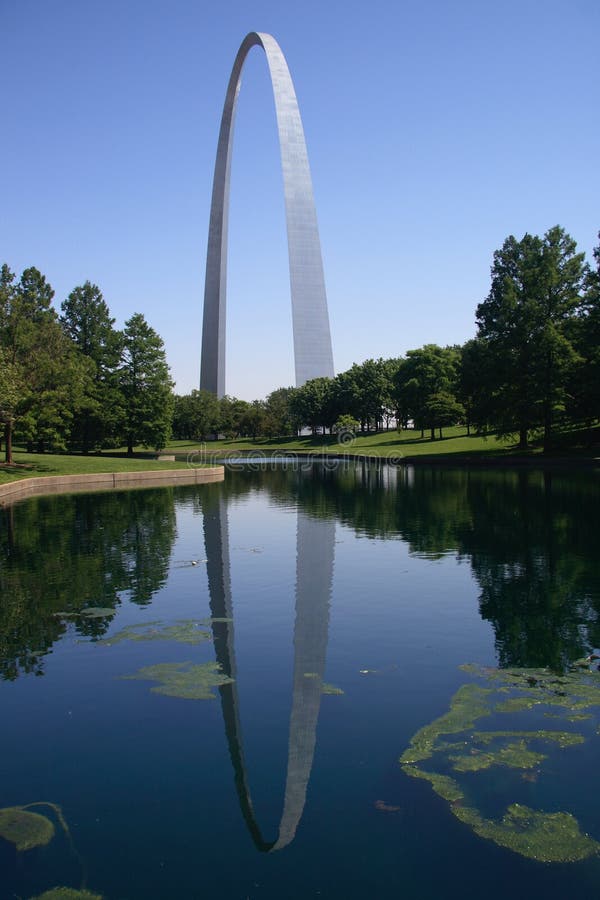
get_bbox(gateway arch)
[200,32,334,396]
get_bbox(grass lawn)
[0,451,198,486]
[158,427,518,458]
[159,425,600,460]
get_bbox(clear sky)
[2,0,599,399]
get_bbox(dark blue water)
[1,463,600,899]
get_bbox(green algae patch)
[400,684,493,764]
[400,664,600,862]
[403,766,464,803]
[0,807,54,851]
[0,800,75,855]
[495,697,539,713]
[322,683,344,695]
[98,620,212,646]
[80,608,115,618]
[54,608,115,620]
[452,803,599,863]
[449,740,545,773]
[121,661,233,699]
[31,889,103,900]
[473,730,585,749]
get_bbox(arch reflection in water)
[201,495,335,851]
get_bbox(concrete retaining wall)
[0,466,224,507]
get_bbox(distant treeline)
[2,224,599,462]
[174,225,600,451]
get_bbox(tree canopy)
[2,226,599,461]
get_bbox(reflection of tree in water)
[2,463,599,679]
[0,489,177,679]
[215,464,600,669]
[459,470,600,669]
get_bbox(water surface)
[1,463,600,899]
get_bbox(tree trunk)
[518,427,528,450]
[543,405,553,453]
[430,427,435,441]
[127,435,134,457]
[82,414,90,455]
[4,421,13,465]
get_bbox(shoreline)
[172,449,600,470]
[0,466,225,507]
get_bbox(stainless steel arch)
[200,32,334,396]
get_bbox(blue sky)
[2,0,599,399]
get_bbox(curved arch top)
[200,32,334,396]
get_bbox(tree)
[568,231,600,432]
[172,390,221,441]
[119,313,174,455]
[289,377,334,433]
[239,399,267,439]
[264,387,296,436]
[394,344,461,439]
[332,414,360,438]
[348,359,389,432]
[0,348,23,463]
[423,391,465,439]
[0,266,19,461]
[219,396,251,438]
[475,227,586,450]
[1,265,87,457]
[60,281,124,451]
[18,326,93,452]
[459,338,496,436]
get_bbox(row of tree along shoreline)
[2,225,599,463]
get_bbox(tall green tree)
[0,266,19,461]
[172,390,221,441]
[0,348,23,463]
[264,386,296,436]
[119,313,174,455]
[459,338,496,436]
[475,227,586,450]
[569,231,600,431]
[60,281,124,451]
[349,359,389,432]
[394,344,461,439]
[219,396,251,439]
[1,265,87,457]
[288,377,334,433]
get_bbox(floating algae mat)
[0,801,74,854]
[97,619,215,646]
[54,608,116,619]
[0,803,95,898]
[121,661,234,699]
[31,889,103,900]
[303,673,344,694]
[0,806,55,851]
[400,665,600,862]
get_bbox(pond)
[1,461,600,899]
